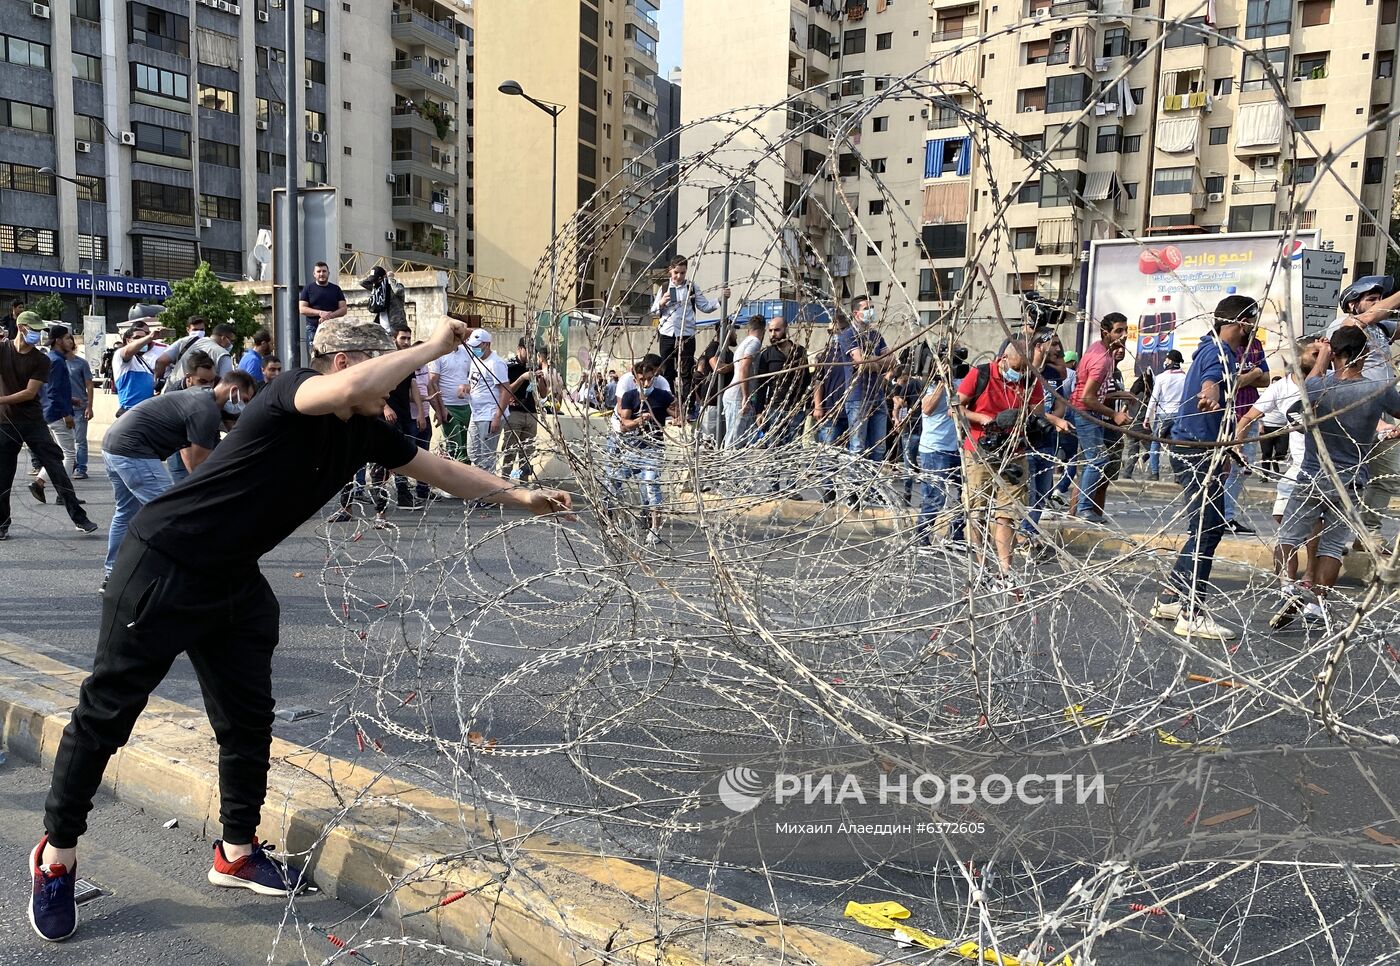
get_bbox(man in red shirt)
[957,339,1072,586]
[1069,313,1131,522]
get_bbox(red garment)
[958,360,1046,452]
[1070,341,1113,411]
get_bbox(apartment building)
[928,0,1400,321]
[0,0,474,328]
[473,0,664,316]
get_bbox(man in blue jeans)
[99,359,254,590]
[297,260,348,348]
[1149,294,1259,640]
[916,375,964,543]
[1068,313,1131,523]
[843,296,892,463]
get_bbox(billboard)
[1084,231,1321,375]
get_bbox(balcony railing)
[625,0,659,32]
[1231,179,1278,195]
[392,149,454,175]
[933,25,973,40]
[390,10,458,47]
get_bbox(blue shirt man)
[41,342,74,423]
[1172,332,1241,443]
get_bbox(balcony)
[1231,178,1278,195]
[392,149,457,184]
[391,195,455,227]
[391,105,451,139]
[624,74,658,106]
[624,25,658,68]
[390,10,459,53]
[623,104,658,137]
[1160,91,1210,112]
[392,234,452,269]
[625,0,659,34]
[391,60,457,101]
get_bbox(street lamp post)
[498,80,564,344]
[39,167,101,372]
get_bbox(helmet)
[1339,275,1395,314]
[1022,291,1067,328]
[127,302,164,323]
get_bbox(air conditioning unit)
[385,231,396,241]
[1207,191,1224,203]
[75,140,92,153]
[305,78,314,89]
[1023,106,1040,113]
[31,3,50,18]
[215,0,230,11]
[202,217,214,228]
[256,119,268,130]
[432,72,448,84]
[257,10,268,20]
[1037,265,1056,277]
[229,3,240,12]
[119,131,136,145]
[310,131,324,142]
[1257,155,1278,169]
[385,172,396,184]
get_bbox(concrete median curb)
[0,639,879,965]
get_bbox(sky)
[658,0,682,79]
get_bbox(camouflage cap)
[311,319,396,357]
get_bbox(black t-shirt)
[619,386,675,444]
[298,282,346,318]
[506,358,537,414]
[386,373,414,426]
[2,314,17,341]
[703,341,734,404]
[103,388,221,460]
[753,343,811,413]
[0,340,51,425]
[131,368,417,567]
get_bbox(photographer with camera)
[956,339,1072,588]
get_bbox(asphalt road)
[3,458,1398,966]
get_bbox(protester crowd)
[4,265,1399,643]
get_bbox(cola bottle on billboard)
[1136,297,1158,376]
[1154,295,1176,374]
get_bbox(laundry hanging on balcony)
[1235,101,1285,147]
[1113,77,1137,118]
[930,45,979,87]
[1156,116,1199,153]
[924,137,972,179]
[922,182,969,224]
[1069,25,1097,72]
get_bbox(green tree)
[159,262,265,348]
[29,291,66,322]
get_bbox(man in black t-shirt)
[503,338,541,481]
[0,312,98,540]
[29,318,572,943]
[296,260,348,348]
[698,328,736,445]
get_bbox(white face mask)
[222,389,246,416]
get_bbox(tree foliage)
[29,292,66,322]
[159,262,265,348]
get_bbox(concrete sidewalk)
[0,639,877,966]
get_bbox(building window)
[1018,87,1047,112]
[1048,29,1071,66]
[74,177,105,202]
[841,72,863,96]
[204,248,243,277]
[73,53,101,83]
[0,162,55,195]
[920,223,967,259]
[1212,77,1233,96]
[1040,172,1082,208]
[869,199,885,215]
[1300,0,1332,25]
[1013,227,1036,249]
[132,181,194,226]
[74,0,101,22]
[1165,16,1207,47]
[74,116,104,142]
[199,193,240,221]
[707,182,756,228]
[1017,181,1041,204]
[1046,74,1090,114]
[919,267,966,300]
[1364,157,1386,183]
[1096,124,1121,153]
[1102,27,1128,57]
[200,140,239,167]
[304,161,327,184]
[305,5,325,31]
[0,224,58,256]
[1150,214,1195,229]
[1294,106,1323,131]
[134,235,198,280]
[1245,0,1290,38]
[1229,204,1273,231]
[305,110,326,133]
[876,31,892,50]
[1290,159,1317,183]
[133,122,190,158]
[305,58,326,84]
[256,151,287,173]
[129,2,190,57]
[1024,40,1049,65]
[867,281,881,296]
[77,233,106,263]
[1241,48,1288,91]
[1122,134,1142,153]
[133,63,189,103]
[3,35,51,70]
[1123,181,1138,199]
[873,116,889,132]
[1154,166,1194,195]
[198,84,237,113]
[0,100,53,134]
[1205,175,1225,194]
[843,29,866,55]
[1295,52,1328,78]
[1208,126,1229,145]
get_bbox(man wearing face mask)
[0,313,100,539]
[1068,313,1131,524]
[845,296,893,465]
[98,353,254,588]
[112,307,167,416]
[29,319,572,943]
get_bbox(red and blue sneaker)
[207,839,307,896]
[29,836,78,942]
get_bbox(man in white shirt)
[1144,349,1187,481]
[722,316,766,448]
[465,328,510,475]
[428,340,476,463]
[612,354,671,433]
[648,255,729,413]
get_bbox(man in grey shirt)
[1273,326,1400,629]
[100,357,254,587]
[153,321,238,483]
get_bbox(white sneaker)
[1149,598,1182,621]
[1301,601,1328,630]
[644,528,660,547]
[1173,613,1237,640]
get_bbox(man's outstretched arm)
[294,320,468,415]
[398,448,573,517]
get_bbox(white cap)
[467,327,492,347]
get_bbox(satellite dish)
[249,230,273,281]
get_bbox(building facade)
[0,0,474,328]
[473,0,664,317]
